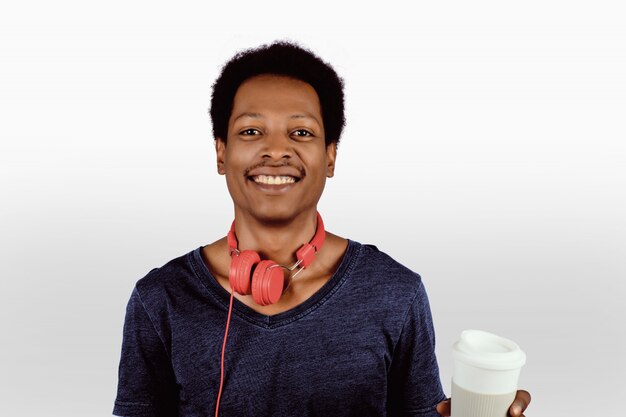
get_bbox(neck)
[231,209,319,266]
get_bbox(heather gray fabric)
[113,240,446,417]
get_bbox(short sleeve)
[387,280,447,417]
[113,287,179,417]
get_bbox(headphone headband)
[227,212,325,269]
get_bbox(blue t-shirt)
[113,240,446,417]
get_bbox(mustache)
[243,160,306,178]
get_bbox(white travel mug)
[451,330,526,417]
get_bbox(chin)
[249,205,316,226]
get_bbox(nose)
[262,130,293,160]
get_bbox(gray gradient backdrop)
[1,1,624,416]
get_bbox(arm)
[387,280,448,417]
[113,287,179,417]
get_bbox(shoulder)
[341,241,434,344]
[350,241,424,295]
[134,248,200,304]
[356,242,423,282]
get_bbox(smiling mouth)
[248,175,300,185]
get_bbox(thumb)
[436,398,451,416]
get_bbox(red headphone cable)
[215,289,235,417]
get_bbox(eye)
[292,129,313,139]
[239,128,261,136]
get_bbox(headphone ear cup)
[229,250,261,295]
[251,260,285,306]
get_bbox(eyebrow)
[233,112,321,125]
[234,112,263,121]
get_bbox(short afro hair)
[209,41,346,147]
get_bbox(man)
[113,41,531,417]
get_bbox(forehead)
[230,75,322,121]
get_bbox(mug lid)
[452,329,527,371]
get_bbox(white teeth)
[253,175,296,185]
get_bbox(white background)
[1,1,624,416]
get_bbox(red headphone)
[226,212,326,306]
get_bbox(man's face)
[216,74,336,223]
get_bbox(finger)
[436,398,451,416]
[509,390,531,416]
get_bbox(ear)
[326,142,337,178]
[215,138,226,175]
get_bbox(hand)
[436,389,531,417]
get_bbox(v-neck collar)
[190,239,361,329]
